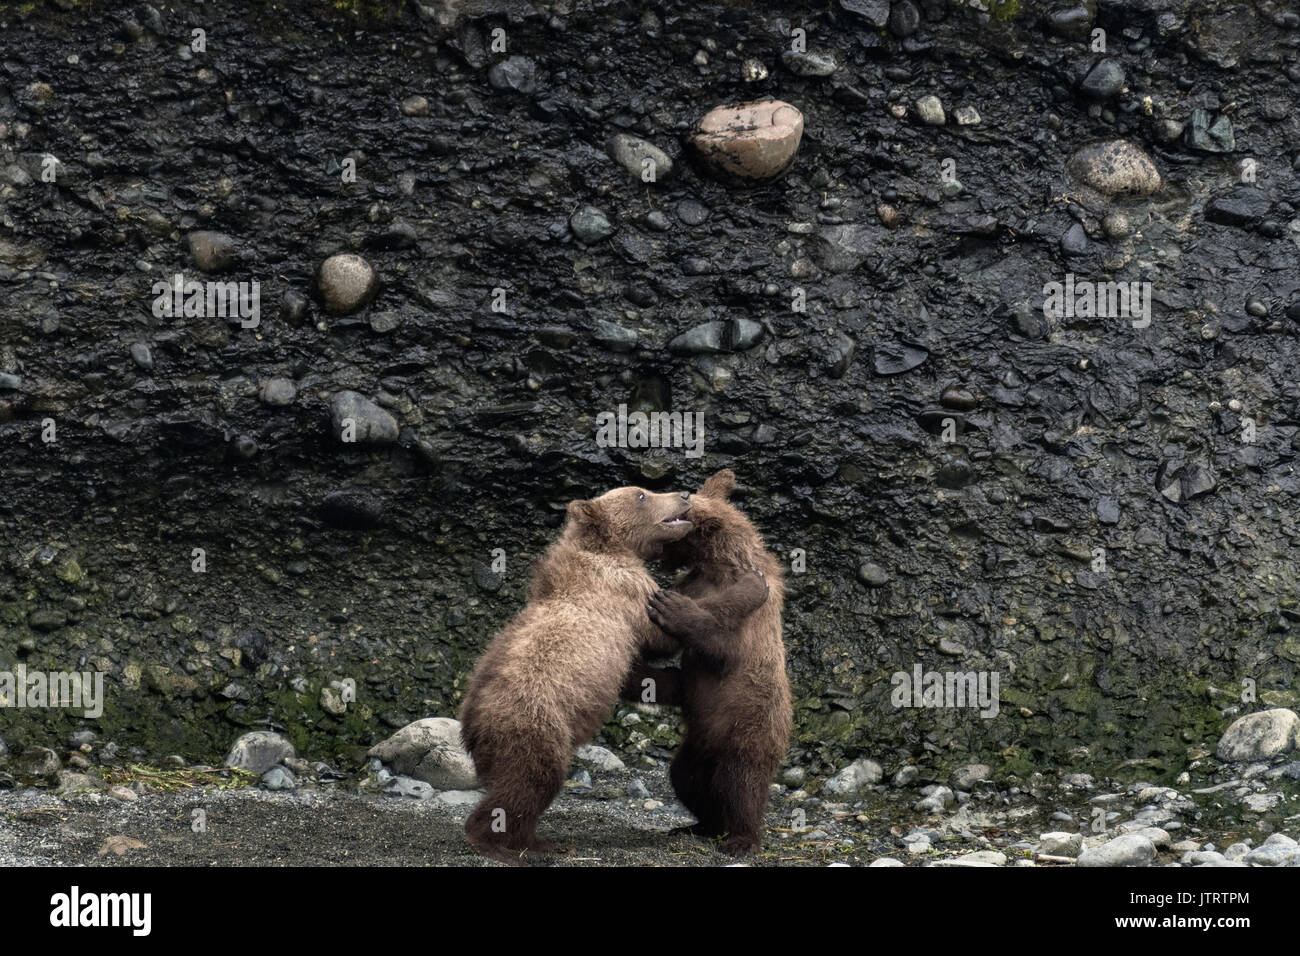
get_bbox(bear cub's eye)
[637,493,646,501]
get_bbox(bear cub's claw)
[648,589,709,639]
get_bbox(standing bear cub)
[624,469,792,856]
[459,485,692,863]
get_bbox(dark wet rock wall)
[1,0,1299,784]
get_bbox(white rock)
[822,757,883,795]
[367,717,479,789]
[933,850,1006,867]
[606,133,672,182]
[224,731,296,775]
[1243,843,1297,866]
[1038,831,1083,856]
[951,763,991,790]
[1077,833,1156,867]
[575,744,625,773]
[1216,708,1300,761]
[433,789,483,807]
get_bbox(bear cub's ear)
[566,499,604,525]
[698,469,736,500]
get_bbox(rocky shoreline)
[2,709,1297,866]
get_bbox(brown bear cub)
[459,486,692,863]
[623,469,792,856]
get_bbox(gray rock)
[951,763,991,791]
[1039,831,1084,856]
[1061,222,1088,255]
[858,562,890,587]
[1241,792,1281,813]
[1135,827,1172,848]
[224,731,296,775]
[280,290,310,324]
[1185,108,1234,153]
[870,857,905,867]
[1216,709,1300,761]
[913,95,945,126]
[316,254,378,314]
[915,786,953,814]
[186,231,236,272]
[1077,833,1156,867]
[782,50,838,77]
[822,757,883,795]
[369,311,402,333]
[570,205,613,244]
[1245,840,1297,865]
[383,775,434,799]
[668,318,764,355]
[320,685,347,715]
[129,342,153,370]
[813,223,875,274]
[593,320,638,352]
[261,766,297,791]
[889,0,921,37]
[606,134,672,182]
[567,767,593,789]
[488,56,536,94]
[15,747,61,780]
[400,95,429,117]
[1079,58,1125,99]
[330,391,399,445]
[366,717,479,789]
[933,850,1006,867]
[1206,187,1271,229]
[259,377,297,407]
[1102,211,1132,239]
[29,608,67,631]
[575,744,625,772]
[433,789,483,806]
[839,0,889,27]
[892,765,918,786]
[1066,141,1162,197]
[1185,850,1245,867]
[627,778,651,799]
[321,489,384,529]
[1046,5,1094,39]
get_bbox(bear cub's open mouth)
[662,504,692,526]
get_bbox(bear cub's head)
[566,486,693,559]
[660,469,761,568]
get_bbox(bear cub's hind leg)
[465,743,566,864]
[713,756,769,856]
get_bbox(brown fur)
[623,469,792,856]
[459,486,691,864]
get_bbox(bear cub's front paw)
[648,590,710,639]
[736,564,769,604]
